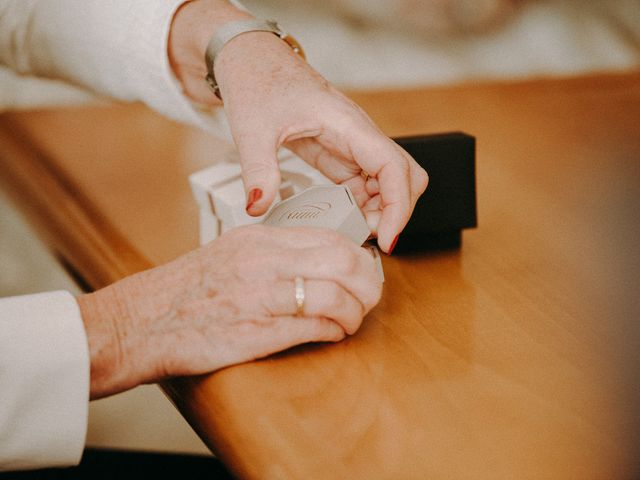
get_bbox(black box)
[392,132,477,252]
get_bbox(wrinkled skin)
[79,226,382,399]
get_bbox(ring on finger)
[294,276,305,316]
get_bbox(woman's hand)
[169,1,429,253]
[216,32,429,254]
[77,225,382,399]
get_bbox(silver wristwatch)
[204,19,305,100]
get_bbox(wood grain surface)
[1,72,639,479]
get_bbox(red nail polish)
[246,188,263,211]
[388,235,399,255]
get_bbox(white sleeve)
[0,0,243,140]
[0,291,89,471]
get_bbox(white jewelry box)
[189,151,383,280]
[262,185,370,245]
[263,185,384,281]
[189,150,333,240]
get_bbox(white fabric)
[0,0,256,470]
[0,291,89,471]
[0,0,233,140]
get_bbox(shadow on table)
[0,449,235,479]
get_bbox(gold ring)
[360,170,370,182]
[294,276,305,316]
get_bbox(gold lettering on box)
[280,202,332,221]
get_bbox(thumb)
[235,133,281,217]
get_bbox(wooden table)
[1,72,639,479]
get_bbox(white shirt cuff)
[0,0,234,141]
[0,291,89,471]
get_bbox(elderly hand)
[169,1,428,253]
[77,225,382,399]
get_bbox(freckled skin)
[78,225,382,400]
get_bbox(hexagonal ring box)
[189,151,384,280]
[263,185,384,281]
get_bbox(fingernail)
[388,235,399,255]
[246,188,263,212]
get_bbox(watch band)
[204,19,305,100]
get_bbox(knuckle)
[346,315,364,335]
[316,228,343,244]
[315,318,339,340]
[326,283,347,311]
[372,279,383,305]
[367,279,384,311]
[241,161,269,176]
[226,224,267,245]
[358,261,383,311]
[241,161,279,182]
[344,302,365,335]
[331,245,359,275]
[334,329,348,342]
[327,104,363,132]
[397,156,412,176]
[416,167,429,192]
